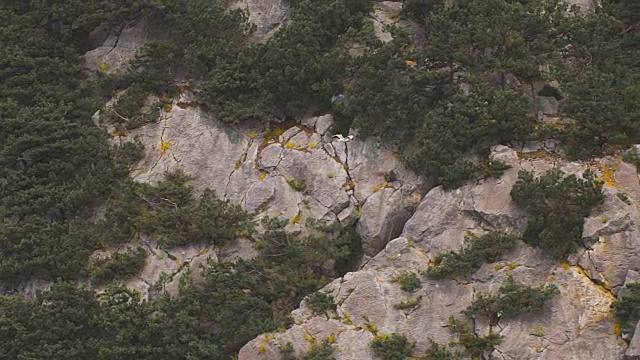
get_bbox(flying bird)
[333,134,354,142]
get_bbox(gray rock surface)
[239,145,631,360]
[124,96,425,254]
[536,96,559,115]
[92,239,217,301]
[83,19,150,75]
[567,0,601,13]
[230,0,289,41]
[626,321,640,359]
[371,2,403,43]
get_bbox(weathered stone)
[243,176,277,212]
[489,145,519,164]
[280,126,302,143]
[122,242,216,300]
[83,19,150,76]
[315,114,334,135]
[536,96,559,115]
[567,0,601,13]
[128,105,255,200]
[624,270,640,287]
[229,0,289,41]
[218,237,259,262]
[356,186,422,255]
[238,146,639,360]
[626,321,640,359]
[401,185,477,255]
[461,165,528,233]
[371,2,402,43]
[258,143,283,169]
[578,187,640,293]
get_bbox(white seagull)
[332,134,354,142]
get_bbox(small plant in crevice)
[622,148,640,168]
[480,160,511,179]
[617,191,632,205]
[287,178,307,192]
[447,316,503,358]
[392,271,422,293]
[306,291,337,317]
[529,326,546,337]
[425,231,518,279]
[384,170,398,183]
[423,339,458,360]
[393,296,422,310]
[90,247,147,285]
[614,282,640,335]
[463,275,558,326]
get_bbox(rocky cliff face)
[85,0,637,358]
[237,146,639,360]
[98,91,426,300]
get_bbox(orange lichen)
[596,162,619,188]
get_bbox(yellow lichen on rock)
[160,141,171,156]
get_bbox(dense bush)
[425,231,519,279]
[614,283,640,335]
[392,271,422,292]
[447,317,503,359]
[306,291,337,316]
[98,170,253,247]
[90,247,147,285]
[537,84,564,100]
[511,169,604,259]
[623,147,640,168]
[464,275,558,325]
[370,333,415,360]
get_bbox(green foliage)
[481,160,511,179]
[425,231,518,279]
[623,147,640,168]
[393,296,422,310]
[617,191,632,205]
[614,283,640,334]
[280,343,298,360]
[0,3,146,284]
[423,339,457,360]
[303,339,335,360]
[0,282,222,359]
[537,84,564,100]
[464,275,558,324]
[199,0,374,122]
[554,6,640,158]
[370,333,415,360]
[392,271,422,292]
[332,226,363,276]
[306,291,337,316]
[511,169,604,259]
[447,317,503,359]
[90,247,147,285]
[287,179,308,192]
[401,0,441,20]
[384,170,398,183]
[406,87,532,189]
[98,170,253,247]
